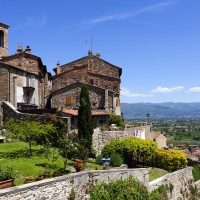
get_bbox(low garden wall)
[93,125,152,154]
[0,168,149,200]
[149,167,200,200]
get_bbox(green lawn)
[0,142,66,185]
[149,167,169,182]
[0,142,102,186]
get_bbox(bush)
[150,185,169,200]
[155,149,187,171]
[95,155,103,165]
[110,153,123,167]
[90,177,149,200]
[109,114,125,129]
[102,137,157,167]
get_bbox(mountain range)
[121,102,200,120]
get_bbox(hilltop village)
[1,22,200,200]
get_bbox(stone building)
[51,50,122,128]
[0,22,51,123]
[152,131,167,148]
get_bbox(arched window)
[0,30,4,47]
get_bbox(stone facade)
[0,22,9,59]
[51,51,122,115]
[0,22,51,123]
[149,167,200,200]
[93,125,152,154]
[0,168,148,200]
[152,131,167,148]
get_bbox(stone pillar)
[105,88,108,110]
[13,77,17,108]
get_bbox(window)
[66,96,72,106]
[89,79,94,85]
[0,30,4,47]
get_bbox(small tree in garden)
[77,85,94,163]
[58,133,78,168]
[42,113,68,147]
[109,114,125,128]
[5,118,56,156]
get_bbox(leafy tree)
[109,114,125,128]
[42,113,68,147]
[77,85,94,162]
[58,133,78,168]
[5,118,56,156]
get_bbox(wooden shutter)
[66,96,72,106]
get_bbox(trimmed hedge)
[155,149,187,171]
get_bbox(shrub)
[109,114,125,129]
[150,185,169,200]
[154,149,187,171]
[110,153,123,167]
[102,137,157,167]
[90,177,149,200]
[95,155,103,165]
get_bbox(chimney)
[56,61,61,74]
[96,52,100,58]
[25,46,31,54]
[16,46,23,53]
[88,50,93,57]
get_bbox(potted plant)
[0,167,15,189]
[74,159,84,172]
[25,175,33,183]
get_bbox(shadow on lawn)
[0,148,44,159]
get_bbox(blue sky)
[1,0,200,103]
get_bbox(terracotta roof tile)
[62,109,111,116]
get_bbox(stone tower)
[0,22,9,59]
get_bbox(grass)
[193,165,200,181]
[149,167,169,182]
[0,142,102,186]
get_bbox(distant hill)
[121,102,200,119]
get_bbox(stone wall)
[52,82,115,110]
[0,168,148,200]
[0,22,9,58]
[52,53,121,111]
[149,167,200,200]
[93,125,152,154]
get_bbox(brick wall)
[52,82,114,110]
[0,64,9,102]
[52,55,121,111]
[2,55,39,75]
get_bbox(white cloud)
[83,0,178,25]
[188,87,200,92]
[151,86,184,93]
[121,87,152,97]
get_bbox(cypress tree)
[78,85,93,153]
